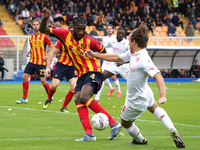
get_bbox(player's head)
[195,60,198,66]
[68,24,73,31]
[32,19,41,32]
[129,24,148,53]
[117,28,126,42]
[72,16,87,40]
[106,24,114,36]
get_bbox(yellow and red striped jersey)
[50,28,104,77]
[29,33,53,65]
[55,40,73,66]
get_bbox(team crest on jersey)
[81,43,84,48]
[55,74,58,77]
[123,43,125,45]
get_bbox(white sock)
[104,78,113,89]
[95,82,104,101]
[114,79,121,92]
[153,107,176,131]
[125,123,144,142]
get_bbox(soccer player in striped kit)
[16,19,53,104]
[40,7,122,141]
[43,39,77,112]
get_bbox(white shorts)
[102,61,111,71]
[121,86,154,121]
[105,62,129,80]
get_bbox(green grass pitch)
[0,82,199,150]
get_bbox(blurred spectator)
[164,69,174,78]
[22,7,30,19]
[25,1,32,11]
[91,9,97,21]
[54,22,61,29]
[36,9,42,21]
[90,0,96,10]
[110,7,117,19]
[0,52,8,81]
[90,27,98,36]
[82,12,87,19]
[145,3,150,14]
[146,18,155,35]
[105,12,114,25]
[50,6,55,16]
[171,0,179,14]
[145,14,157,31]
[78,2,85,15]
[136,18,142,28]
[178,69,187,78]
[168,22,177,40]
[130,9,139,21]
[39,1,46,10]
[141,7,148,21]
[32,2,39,12]
[0,0,4,8]
[8,0,16,17]
[129,20,136,30]
[86,13,94,26]
[114,13,122,26]
[17,1,25,12]
[66,3,73,14]
[163,12,172,26]
[73,3,79,14]
[118,8,125,18]
[46,2,51,10]
[54,10,64,24]
[96,17,107,35]
[172,12,184,29]
[54,3,58,11]
[139,0,146,7]
[155,13,162,26]
[85,2,91,15]
[195,3,200,21]
[61,3,67,15]
[190,60,200,78]
[137,4,144,18]
[66,12,73,25]
[188,6,198,32]
[29,8,36,21]
[23,22,34,35]
[15,7,22,25]
[147,0,153,8]
[150,8,156,21]
[185,21,194,42]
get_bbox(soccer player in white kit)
[95,25,120,102]
[84,24,185,148]
[102,27,130,98]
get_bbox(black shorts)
[53,62,77,81]
[75,71,104,94]
[24,62,46,77]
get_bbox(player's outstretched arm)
[39,7,51,35]
[45,47,59,78]
[153,72,167,104]
[84,50,123,62]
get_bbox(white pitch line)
[1,106,200,128]
[0,136,200,141]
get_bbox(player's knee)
[22,74,29,81]
[74,97,80,105]
[79,96,89,104]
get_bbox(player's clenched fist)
[42,7,51,18]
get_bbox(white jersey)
[102,34,116,68]
[105,37,129,55]
[103,34,116,54]
[119,49,160,111]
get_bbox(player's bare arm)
[45,47,59,77]
[84,50,123,62]
[43,46,54,61]
[39,7,51,35]
[153,72,167,104]
[26,49,31,57]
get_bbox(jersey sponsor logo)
[147,60,151,63]
[149,66,154,70]
[135,57,140,62]
[81,43,85,48]
[123,43,125,45]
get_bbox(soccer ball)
[91,113,109,130]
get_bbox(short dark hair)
[73,16,87,26]
[129,24,149,48]
[32,19,41,24]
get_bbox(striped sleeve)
[44,35,53,47]
[50,28,69,41]
[55,40,62,49]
